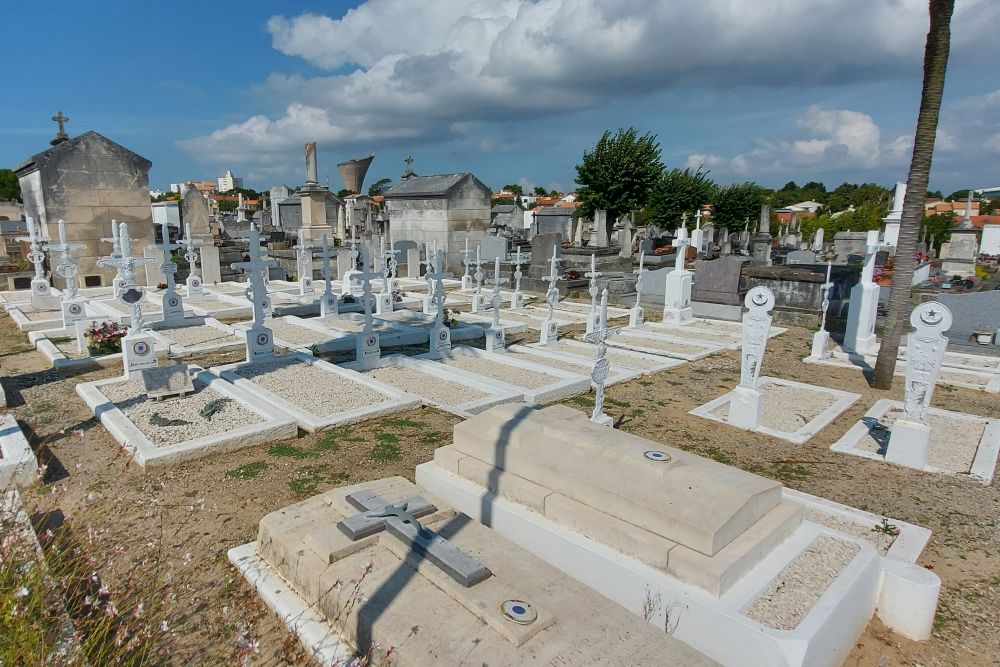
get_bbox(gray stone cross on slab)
[337,489,492,588]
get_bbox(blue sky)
[3,1,998,195]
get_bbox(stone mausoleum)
[383,171,491,272]
[15,131,155,288]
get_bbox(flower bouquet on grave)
[392,289,404,303]
[85,321,127,356]
[442,308,459,329]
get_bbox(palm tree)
[872,0,955,389]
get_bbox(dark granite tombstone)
[530,233,562,277]
[786,250,817,265]
[692,255,748,305]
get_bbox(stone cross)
[539,245,560,345]
[387,237,402,289]
[511,246,526,309]
[672,229,691,271]
[959,190,974,229]
[44,219,86,303]
[426,249,454,357]
[728,287,775,430]
[100,223,157,377]
[319,234,338,317]
[99,219,124,296]
[153,220,185,322]
[844,230,889,354]
[584,289,621,427]
[886,302,954,470]
[461,237,473,290]
[629,251,647,328]
[355,247,382,368]
[585,253,602,334]
[180,223,205,300]
[51,111,69,140]
[297,228,315,296]
[231,225,276,332]
[809,261,834,360]
[486,256,508,343]
[470,245,488,313]
[18,216,53,303]
[337,489,491,588]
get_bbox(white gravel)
[857,406,985,473]
[233,357,391,415]
[712,382,838,433]
[615,334,712,355]
[98,378,264,447]
[643,325,736,344]
[363,365,489,404]
[438,354,561,389]
[262,320,332,346]
[53,339,89,359]
[193,300,248,312]
[22,309,61,321]
[157,325,241,349]
[505,349,600,377]
[803,509,896,556]
[315,317,397,334]
[743,535,859,630]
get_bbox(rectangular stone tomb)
[75,365,298,468]
[689,377,861,444]
[1,414,39,490]
[527,338,685,374]
[419,346,590,404]
[606,329,726,360]
[806,344,1000,393]
[417,404,942,667]
[830,398,1000,485]
[6,306,70,332]
[211,352,421,432]
[148,318,244,356]
[341,354,523,417]
[504,345,642,387]
[229,476,714,666]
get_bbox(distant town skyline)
[3,1,999,195]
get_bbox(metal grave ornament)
[629,250,647,328]
[585,253,602,334]
[511,246,526,309]
[421,242,438,315]
[337,489,492,588]
[427,249,454,357]
[539,245,560,345]
[663,226,693,325]
[728,286,775,430]
[584,289,621,427]
[885,302,953,470]
[44,219,87,327]
[230,225,277,362]
[153,220,185,324]
[180,223,205,301]
[485,256,508,352]
[809,260,834,360]
[99,219,124,298]
[319,234,338,317]
[341,225,362,297]
[17,216,57,309]
[355,247,382,369]
[296,228,315,296]
[375,235,394,316]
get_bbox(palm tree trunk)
[871,0,954,389]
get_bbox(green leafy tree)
[216,199,236,213]
[501,183,524,197]
[873,0,954,390]
[711,182,767,231]
[575,127,662,241]
[920,211,955,250]
[647,167,716,230]
[532,185,547,196]
[336,189,355,199]
[368,178,392,197]
[945,188,969,201]
[0,169,20,202]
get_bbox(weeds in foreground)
[225,461,268,480]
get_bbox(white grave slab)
[0,414,39,490]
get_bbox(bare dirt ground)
[2,307,998,666]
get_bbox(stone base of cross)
[728,385,762,430]
[60,299,86,329]
[511,291,525,310]
[662,268,693,325]
[375,290,394,316]
[160,291,186,325]
[122,332,158,379]
[429,322,452,358]
[30,277,58,310]
[583,289,621,427]
[298,275,315,297]
[461,275,472,291]
[245,325,275,362]
[809,329,830,361]
[186,273,205,302]
[539,318,558,346]
[320,291,338,318]
[629,305,644,328]
[485,325,505,353]
[355,248,382,370]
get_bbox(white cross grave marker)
[510,246,526,310]
[230,225,276,362]
[427,249,454,357]
[663,227,693,324]
[355,247,382,369]
[18,216,57,308]
[844,230,890,354]
[180,223,205,301]
[320,234,338,317]
[297,228,315,296]
[629,250,647,327]
[152,220,185,324]
[539,245,560,345]
[585,253,602,334]
[375,235,394,316]
[44,219,87,327]
[461,237,473,290]
[809,260,834,360]
[885,302,953,470]
[485,256,508,352]
[470,245,487,313]
[728,286,775,430]
[584,289,621,427]
[97,223,157,377]
[99,219,124,298]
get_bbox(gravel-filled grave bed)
[98,378,264,447]
[641,324,737,344]
[157,325,242,350]
[743,535,860,630]
[362,365,490,404]
[21,308,62,321]
[711,382,839,433]
[856,407,985,473]
[613,334,717,356]
[258,320,333,346]
[436,354,561,389]
[231,357,393,415]
[803,509,896,556]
